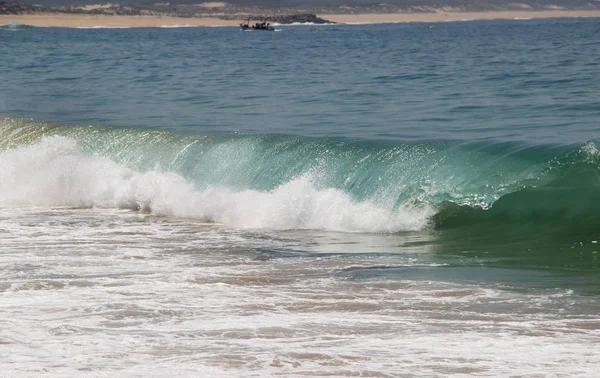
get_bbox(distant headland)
[2,0,600,27]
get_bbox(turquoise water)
[1,19,600,376]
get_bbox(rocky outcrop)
[223,12,333,24]
[266,13,333,24]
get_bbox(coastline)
[0,13,244,27]
[2,10,600,28]
[322,10,600,24]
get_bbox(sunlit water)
[2,18,600,376]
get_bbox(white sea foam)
[443,19,476,22]
[0,142,597,378]
[343,21,396,25]
[581,141,600,157]
[0,137,432,232]
[0,208,598,378]
[159,24,198,28]
[159,24,230,28]
[0,22,33,30]
[274,22,335,27]
[75,26,132,29]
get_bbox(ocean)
[1,18,600,376]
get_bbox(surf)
[0,22,35,31]
[1,116,599,235]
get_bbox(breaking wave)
[1,116,599,233]
[0,22,35,30]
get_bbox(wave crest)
[0,22,35,31]
[0,136,432,232]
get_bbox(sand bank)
[1,10,600,28]
[322,10,600,24]
[0,13,244,28]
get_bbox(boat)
[240,20,275,32]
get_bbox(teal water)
[1,19,600,376]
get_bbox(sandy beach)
[1,10,600,27]
[0,13,244,28]
[322,10,600,24]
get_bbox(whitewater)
[2,18,600,377]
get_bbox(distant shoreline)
[322,10,600,24]
[2,10,600,28]
[0,13,243,27]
